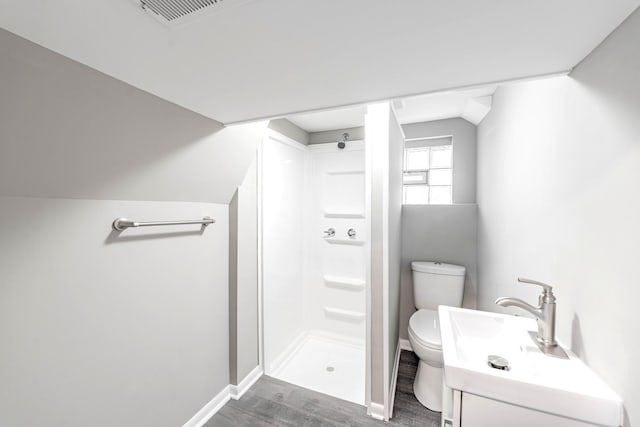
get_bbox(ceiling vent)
[136,0,250,25]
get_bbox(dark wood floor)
[206,350,440,426]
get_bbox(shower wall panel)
[262,135,307,374]
[305,143,366,342]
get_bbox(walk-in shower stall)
[260,131,367,405]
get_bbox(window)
[403,139,452,205]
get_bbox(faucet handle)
[518,277,556,301]
[518,277,553,291]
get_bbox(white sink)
[438,306,622,427]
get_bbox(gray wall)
[402,118,477,204]
[229,191,240,385]
[398,118,478,340]
[477,9,640,426]
[387,109,404,387]
[0,28,265,204]
[309,126,365,145]
[0,29,262,427]
[267,119,309,145]
[229,158,259,384]
[399,205,478,339]
[268,122,365,147]
[0,197,230,427]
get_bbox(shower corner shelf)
[323,211,365,219]
[324,276,366,291]
[326,170,365,176]
[324,307,366,323]
[325,238,365,246]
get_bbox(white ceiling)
[288,105,367,133]
[394,86,497,126]
[0,1,638,124]
[286,85,498,132]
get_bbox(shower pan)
[260,131,367,405]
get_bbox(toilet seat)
[407,308,445,411]
[408,309,442,350]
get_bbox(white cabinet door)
[461,393,596,427]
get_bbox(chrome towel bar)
[112,217,215,231]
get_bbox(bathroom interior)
[1,2,639,427]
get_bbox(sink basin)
[438,306,622,426]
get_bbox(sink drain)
[326,366,335,372]
[487,355,509,371]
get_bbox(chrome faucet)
[495,277,557,347]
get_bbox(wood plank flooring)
[206,350,441,426]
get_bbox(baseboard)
[399,338,412,352]
[182,385,230,427]
[388,339,402,419]
[230,365,263,400]
[368,402,385,421]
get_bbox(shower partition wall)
[261,133,306,376]
[261,131,367,405]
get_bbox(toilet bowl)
[409,261,465,412]
[408,309,444,410]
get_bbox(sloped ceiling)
[0,29,266,204]
[395,86,497,126]
[0,1,638,124]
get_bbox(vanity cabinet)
[459,393,601,427]
[442,387,612,427]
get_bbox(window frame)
[402,136,453,205]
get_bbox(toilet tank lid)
[411,261,466,276]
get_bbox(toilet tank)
[412,261,466,310]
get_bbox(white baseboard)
[399,338,412,352]
[388,339,402,419]
[368,402,385,420]
[182,385,230,427]
[230,365,263,400]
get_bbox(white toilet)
[408,261,465,412]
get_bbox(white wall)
[0,29,264,427]
[386,108,404,401]
[477,9,640,426]
[365,103,403,419]
[365,104,385,410]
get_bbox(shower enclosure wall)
[261,131,367,405]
